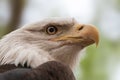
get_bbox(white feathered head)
[0,18,99,69]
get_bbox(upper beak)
[51,24,99,47]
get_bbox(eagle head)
[0,18,99,69]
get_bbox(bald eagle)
[0,18,99,73]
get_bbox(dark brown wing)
[0,63,30,73]
[25,61,76,80]
[0,61,75,80]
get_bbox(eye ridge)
[46,25,58,35]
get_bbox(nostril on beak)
[78,25,84,31]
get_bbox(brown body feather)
[0,61,75,80]
[0,64,29,73]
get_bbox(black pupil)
[48,27,56,33]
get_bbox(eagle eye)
[46,26,58,35]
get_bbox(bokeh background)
[0,0,120,80]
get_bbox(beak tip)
[88,25,99,47]
[95,42,98,47]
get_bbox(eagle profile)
[0,18,99,72]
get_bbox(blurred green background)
[0,0,120,80]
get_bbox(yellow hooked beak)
[51,24,99,47]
